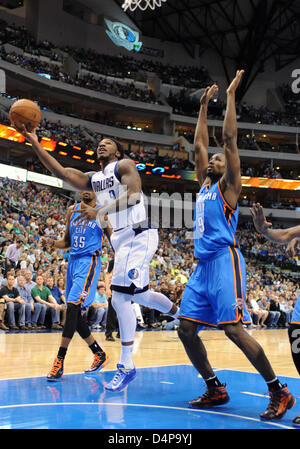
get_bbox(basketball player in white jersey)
[17,128,179,392]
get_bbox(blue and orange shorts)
[65,251,101,310]
[179,246,251,329]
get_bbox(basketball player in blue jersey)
[42,191,111,381]
[251,202,300,426]
[177,70,295,421]
[17,131,179,392]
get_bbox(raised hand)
[286,238,299,258]
[200,84,218,105]
[249,203,272,234]
[227,70,244,95]
[11,123,39,145]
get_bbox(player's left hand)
[249,203,272,234]
[72,202,98,225]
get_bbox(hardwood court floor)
[0,327,298,380]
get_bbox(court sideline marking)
[0,401,295,429]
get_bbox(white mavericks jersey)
[90,161,146,229]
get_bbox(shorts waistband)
[197,245,240,263]
[114,220,154,233]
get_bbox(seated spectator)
[278,295,294,325]
[269,294,287,327]
[257,294,280,328]
[16,274,44,329]
[248,293,269,328]
[46,276,67,327]
[88,281,108,329]
[31,275,62,330]
[0,292,7,330]
[0,274,27,330]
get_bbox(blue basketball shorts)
[178,246,251,328]
[65,252,102,310]
[291,293,300,324]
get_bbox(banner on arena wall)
[27,171,63,188]
[0,163,26,182]
[178,171,300,191]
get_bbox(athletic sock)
[204,375,222,388]
[266,377,282,392]
[89,341,104,355]
[57,347,67,360]
[120,343,135,370]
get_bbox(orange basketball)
[9,99,41,132]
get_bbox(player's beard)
[207,171,222,185]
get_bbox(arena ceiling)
[114,0,300,100]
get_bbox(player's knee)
[62,303,80,339]
[177,319,197,343]
[77,312,91,340]
[223,322,242,342]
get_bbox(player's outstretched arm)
[221,70,244,206]
[194,85,218,187]
[250,202,300,244]
[16,125,93,191]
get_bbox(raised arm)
[220,70,244,208]
[194,85,218,187]
[250,203,300,244]
[16,126,93,191]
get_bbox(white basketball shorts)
[110,226,158,290]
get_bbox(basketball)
[9,99,41,132]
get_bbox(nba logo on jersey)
[128,268,139,280]
[80,290,88,300]
[232,297,244,311]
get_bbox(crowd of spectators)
[0,47,159,105]
[2,20,300,129]
[0,19,212,89]
[0,175,298,333]
[168,88,300,127]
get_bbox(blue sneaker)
[104,364,136,392]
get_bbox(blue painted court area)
[0,365,299,429]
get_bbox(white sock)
[111,291,137,369]
[120,344,135,370]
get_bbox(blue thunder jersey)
[194,181,239,260]
[69,203,103,257]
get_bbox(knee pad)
[62,303,81,339]
[76,311,91,340]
